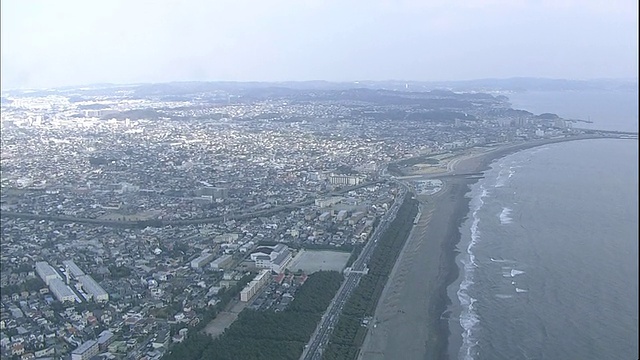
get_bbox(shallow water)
[448,139,638,360]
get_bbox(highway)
[300,189,406,360]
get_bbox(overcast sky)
[1,0,638,89]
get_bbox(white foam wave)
[457,185,487,360]
[490,257,516,263]
[510,269,525,277]
[494,161,521,187]
[499,207,512,225]
[515,288,529,293]
[458,284,480,360]
[494,164,506,187]
[468,217,480,268]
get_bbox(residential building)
[240,270,271,302]
[97,330,115,351]
[71,340,99,360]
[329,174,363,186]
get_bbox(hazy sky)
[1,0,638,89]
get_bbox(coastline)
[359,135,628,360]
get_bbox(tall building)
[240,270,271,301]
[329,174,363,186]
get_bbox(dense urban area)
[0,82,617,360]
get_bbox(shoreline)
[359,135,631,360]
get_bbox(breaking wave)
[457,185,488,360]
[510,269,525,277]
[499,207,513,224]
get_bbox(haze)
[1,0,638,89]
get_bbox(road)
[0,180,383,228]
[300,190,406,360]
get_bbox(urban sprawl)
[0,83,615,360]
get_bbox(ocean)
[447,91,639,360]
[506,89,639,133]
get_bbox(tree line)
[323,197,419,360]
[163,270,344,360]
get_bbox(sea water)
[506,89,639,133]
[448,138,638,360]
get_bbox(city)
[0,83,625,360]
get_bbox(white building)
[271,251,293,273]
[329,174,363,186]
[62,260,85,278]
[210,255,233,270]
[214,233,239,243]
[35,262,61,285]
[199,186,228,199]
[49,278,76,303]
[318,212,331,221]
[250,244,292,273]
[315,197,343,208]
[77,275,109,302]
[240,270,271,302]
[349,211,366,225]
[191,253,216,269]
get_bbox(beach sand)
[358,135,609,360]
[358,173,475,360]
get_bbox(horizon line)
[1,76,638,93]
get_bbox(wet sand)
[359,135,612,360]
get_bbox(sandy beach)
[358,174,475,360]
[358,135,615,360]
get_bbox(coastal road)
[300,191,405,360]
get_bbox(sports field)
[288,249,351,273]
